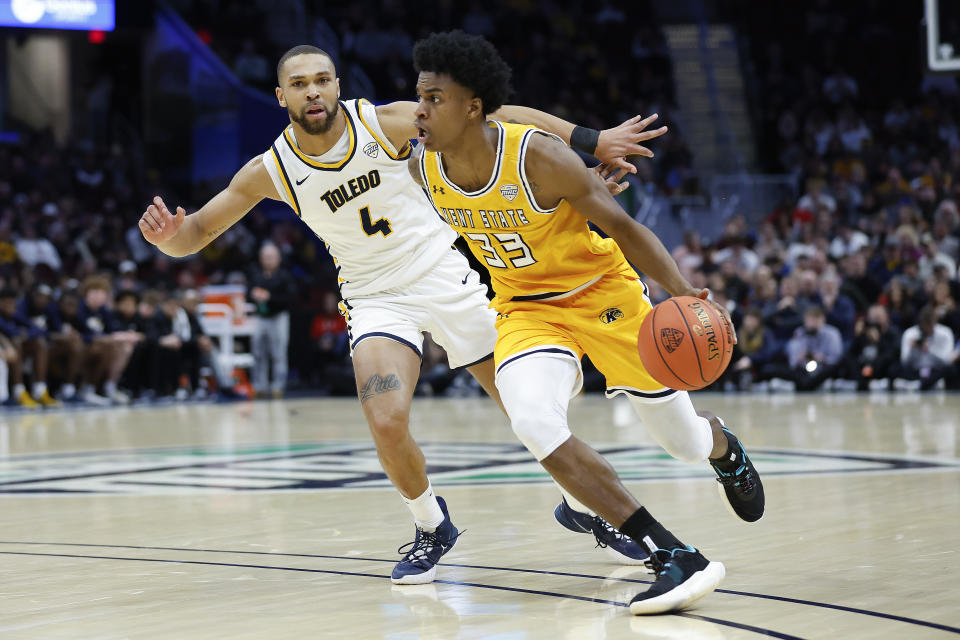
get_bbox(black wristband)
[570,125,600,155]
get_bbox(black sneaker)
[391,496,460,585]
[710,426,765,522]
[554,498,649,565]
[629,546,725,615]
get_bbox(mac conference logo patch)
[363,142,380,158]
[660,327,684,353]
[500,184,519,201]
[599,307,624,324]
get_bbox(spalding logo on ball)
[638,296,734,391]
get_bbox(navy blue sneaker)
[629,546,725,615]
[391,496,460,585]
[554,498,649,565]
[710,426,765,522]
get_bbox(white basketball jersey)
[262,99,456,299]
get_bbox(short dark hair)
[116,290,139,305]
[413,31,512,115]
[277,45,335,84]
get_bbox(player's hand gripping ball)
[638,296,735,391]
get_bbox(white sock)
[32,381,47,398]
[555,481,595,516]
[13,383,25,398]
[402,482,444,531]
[0,360,8,402]
[61,383,76,399]
[104,381,118,397]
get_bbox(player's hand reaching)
[139,196,185,246]
[596,114,668,173]
[590,163,631,196]
[694,289,738,345]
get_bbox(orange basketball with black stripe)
[637,296,734,391]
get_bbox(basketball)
[637,296,734,391]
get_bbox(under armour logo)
[433,185,445,195]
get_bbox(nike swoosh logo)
[462,275,469,285]
[295,175,309,185]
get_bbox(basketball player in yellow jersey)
[409,31,765,615]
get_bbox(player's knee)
[510,413,571,461]
[366,408,410,445]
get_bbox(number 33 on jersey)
[420,121,626,302]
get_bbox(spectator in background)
[233,38,271,88]
[779,306,845,391]
[113,290,152,399]
[15,222,61,272]
[879,277,917,333]
[179,289,217,397]
[729,308,781,390]
[899,306,957,390]
[796,178,837,215]
[17,283,83,401]
[77,277,134,404]
[249,243,296,399]
[829,222,870,260]
[763,276,804,341]
[930,281,960,339]
[0,288,57,406]
[671,229,704,274]
[156,294,199,400]
[846,305,901,391]
[819,274,856,344]
[309,290,350,387]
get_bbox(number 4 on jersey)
[359,206,392,237]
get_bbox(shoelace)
[643,547,692,577]
[396,528,462,567]
[590,516,627,549]
[716,463,756,493]
[715,446,756,493]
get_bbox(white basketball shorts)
[343,247,497,368]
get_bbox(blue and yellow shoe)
[629,546,725,615]
[554,497,649,565]
[710,425,765,522]
[391,496,460,585]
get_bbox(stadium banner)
[0,0,115,31]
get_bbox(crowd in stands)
[2,1,959,409]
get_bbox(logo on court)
[499,184,519,201]
[363,142,379,158]
[0,442,957,495]
[660,327,684,353]
[599,307,623,324]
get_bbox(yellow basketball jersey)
[420,121,631,302]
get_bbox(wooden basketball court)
[0,392,958,638]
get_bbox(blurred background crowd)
[0,0,958,408]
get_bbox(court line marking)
[0,549,802,639]
[1,541,958,635]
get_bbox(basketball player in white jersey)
[139,45,665,585]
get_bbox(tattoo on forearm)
[359,373,401,403]
[207,223,229,239]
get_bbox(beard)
[289,99,340,135]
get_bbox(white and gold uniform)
[262,99,496,366]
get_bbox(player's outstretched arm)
[139,156,280,258]
[491,108,667,172]
[524,134,736,339]
[376,101,666,173]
